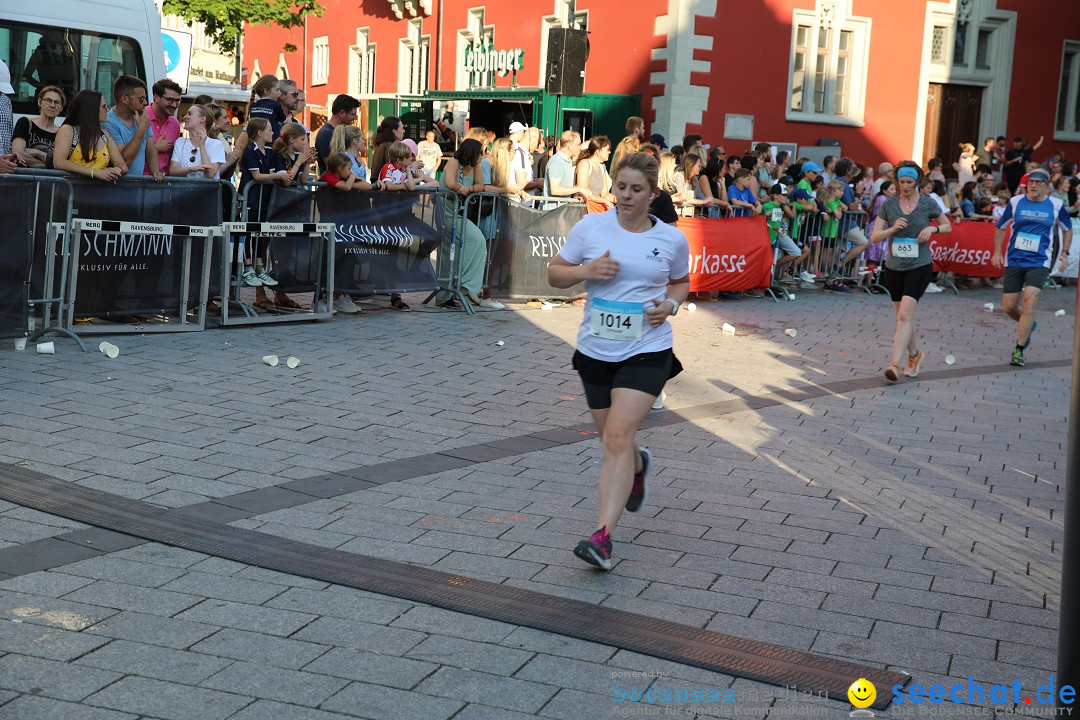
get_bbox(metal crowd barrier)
[788,207,886,294]
[5,172,231,345]
[60,175,231,334]
[425,188,480,314]
[221,181,337,324]
[59,218,219,336]
[477,193,586,301]
[0,172,81,349]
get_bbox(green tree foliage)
[162,0,324,54]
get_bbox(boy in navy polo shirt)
[991,168,1072,366]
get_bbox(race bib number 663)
[892,238,918,258]
[590,298,644,341]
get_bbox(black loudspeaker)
[546,28,589,96]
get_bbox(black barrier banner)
[315,189,439,294]
[62,180,223,317]
[0,178,34,338]
[252,185,324,293]
[487,199,586,299]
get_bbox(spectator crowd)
[1,54,1078,308]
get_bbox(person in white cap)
[0,59,15,157]
[508,121,541,202]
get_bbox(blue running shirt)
[996,195,1071,268]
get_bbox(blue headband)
[897,167,919,180]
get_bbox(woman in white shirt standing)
[547,152,690,571]
[169,104,225,179]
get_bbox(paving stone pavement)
[0,286,1073,719]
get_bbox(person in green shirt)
[818,179,851,292]
[762,184,810,282]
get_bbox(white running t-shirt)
[558,208,690,362]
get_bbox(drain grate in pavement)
[0,463,906,709]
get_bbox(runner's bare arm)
[548,251,620,288]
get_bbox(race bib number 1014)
[590,298,644,341]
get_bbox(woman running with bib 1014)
[870,161,952,382]
[547,152,690,571]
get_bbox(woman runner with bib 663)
[547,152,690,571]
[870,160,952,382]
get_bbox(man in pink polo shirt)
[147,79,182,176]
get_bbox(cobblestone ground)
[0,285,1072,720]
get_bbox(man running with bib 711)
[991,168,1072,367]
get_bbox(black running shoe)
[625,449,651,512]
[573,526,613,570]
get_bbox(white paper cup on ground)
[286,356,299,369]
[686,303,696,312]
[784,328,797,337]
[1056,309,1066,317]
[36,341,54,354]
[14,337,27,350]
[262,355,279,367]
[722,323,736,335]
[103,344,119,359]
[983,303,994,311]
[945,354,956,365]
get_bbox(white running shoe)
[256,270,278,287]
[333,295,362,314]
[798,271,816,282]
[652,391,665,410]
[925,282,943,293]
[241,267,262,287]
[476,297,505,310]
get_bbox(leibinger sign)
[464,41,524,78]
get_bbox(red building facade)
[242,0,1080,165]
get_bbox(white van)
[0,0,166,117]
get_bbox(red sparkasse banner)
[676,216,774,292]
[930,220,998,277]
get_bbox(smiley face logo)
[848,678,877,709]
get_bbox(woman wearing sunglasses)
[168,105,225,179]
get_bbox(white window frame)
[785,0,870,127]
[1056,40,1080,141]
[312,35,329,86]
[349,29,376,96]
[276,54,291,81]
[457,8,494,90]
[399,18,431,94]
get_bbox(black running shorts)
[1003,266,1049,294]
[572,349,683,410]
[883,263,934,302]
